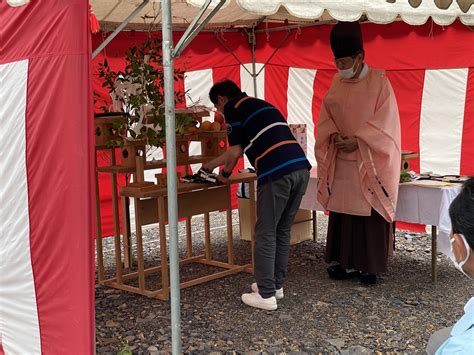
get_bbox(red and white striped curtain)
[1,1,95,353]
[93,21,474,236]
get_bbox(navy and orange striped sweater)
[224,94,311,184]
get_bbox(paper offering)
[289,124,307,154]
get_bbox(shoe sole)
[251,283,284,300]
[241,294,277,311]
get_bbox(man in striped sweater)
[203,80,311,310]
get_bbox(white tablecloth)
[395,183,461,256]
[300,169,323,211]
[300,169,462,257]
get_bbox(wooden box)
[237,198,312,245]
[200,131,227,157]
[120,139,147,168]
[176,138,190,164]
[94,114,126,147]
[401,151,419,171]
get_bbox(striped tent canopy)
[91,2,474,235]
[91,0,474,31]
[395,0,474,12]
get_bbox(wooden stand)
[200,131,227,157]
[94,107,213,269]
[120,139,147,168]
[94,146,125,283]
[94,107,244,298]
[101,174,256,300]
[401,151,419,171]
[94,115,126,146]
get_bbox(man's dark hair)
[209,80,243,105]
[449,177,474,249]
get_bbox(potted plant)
[96,36,188,167]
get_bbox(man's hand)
[216,174,229,184]
[335,137,358,153]
[331,133,345,145]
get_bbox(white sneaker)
[241,292,277,311]
[251,282,284,300]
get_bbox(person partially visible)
[202,80,311,311]
[315,21,401,285]
[426,178,474,354]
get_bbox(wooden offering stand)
[94,113,128,283]
[401,150,419,171]
[94,108,257,300]
[102,173,257,300]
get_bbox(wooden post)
[94,150,105,283]
[135,153,145,184]
[121,196,131,269]
[226,186,234,265]
[204,212,211,260]
[186,217,193,258]
[312,210,317,242]
[111,149,123,283]
[249,180,256,273]
[431,226,438,283]
[158,197,170,299]
[135,198,146,291]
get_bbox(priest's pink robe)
[316,68,401,223]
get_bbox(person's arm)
[203,145,242,171]
[315,99,339,163]
[335,136,358,153]
[202,145,243,183]
[202,100,244,179]
[222,145,243,171]
[202,152,229,171]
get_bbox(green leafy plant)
[117,345,133,355]
[400,169,411,183]
[96,36,186,148]
[157,113,197,136]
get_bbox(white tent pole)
[215,33,253,76]
[161,1,182,354]
[254,19,336,33]
[172,0,226,57]
[92,0,149,59]
[250,26,258,97]
[172,0,212,56]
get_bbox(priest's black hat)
[330,21,364,59]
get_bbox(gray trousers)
[254,169,310,298]
[426,326,453,354]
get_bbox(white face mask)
[450,234,472,279]
[338,57,361,79]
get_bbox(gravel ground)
[95,212,474,354]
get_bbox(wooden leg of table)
[111,153,123,283]
[249,181,256,273]
[432,225,438,283]
[186,217,193,258]
[204,212,212,260]
[158,197,169,299]
[121,196,131,269]
[134,198,146,291]
[94,152,105,283]
[392,222,397,251]
[312,210,317,242]
[125,193,133,267]
[226,186,234,265]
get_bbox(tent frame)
[91,2,337,353]
[92,0,150,59]
[161,1,226,353]
[91,1,227,353]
